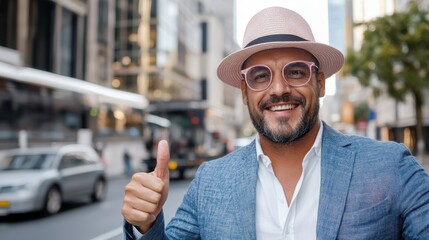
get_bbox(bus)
[143,100,227,179]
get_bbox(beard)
[247,94,319,145]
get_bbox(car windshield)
[0,154,56,170]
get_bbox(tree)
[353,102,369,123]
[343,1,429,159]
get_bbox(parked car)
[0,144,107,216]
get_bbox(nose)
[268,71,292,95]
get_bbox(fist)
[122,140,170,232]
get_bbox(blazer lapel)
[232,141,258,239]
[226,126,355,239]
[317,124,355,239]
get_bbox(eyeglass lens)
[245,61,313,90]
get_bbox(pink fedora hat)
[217,7,344,89]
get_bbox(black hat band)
[245,34,308,48]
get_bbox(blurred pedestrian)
[123,149,132,177]
[121,7,429,239]
[222,137,229,155]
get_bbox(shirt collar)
[255,121,324,167]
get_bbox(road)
[0,175,192,240]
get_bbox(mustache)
[259,95,305,110]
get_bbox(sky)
[235,0,336,95]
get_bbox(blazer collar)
[231,141,258,239]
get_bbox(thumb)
[154,140,170,179]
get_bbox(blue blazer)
[125,122,429,239]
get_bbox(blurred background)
[0,0,429,239]
[1,0,428,177]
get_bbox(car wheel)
[42,187,62,216]
[91,178,106,202]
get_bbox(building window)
[0,0,17,49]
[60,8,78,77]
[201,22,207,53]
[29,0,55,72]
[200,78,207,100]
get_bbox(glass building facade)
[113,0,202,100]
[0,0,147,149]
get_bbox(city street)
[0,175,192,240]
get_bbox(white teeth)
[269,104,296,111]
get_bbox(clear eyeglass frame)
[240,61,319,92]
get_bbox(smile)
[269,104,298,111]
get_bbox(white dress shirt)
[255,123,323,240]
[133,124,323,239]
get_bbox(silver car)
[0,144,107,216]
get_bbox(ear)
[317,72,326,98]
[240,80,248,105]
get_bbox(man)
[123,149,133,176]
[122,7,429,239]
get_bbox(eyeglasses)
[241,61,319,92]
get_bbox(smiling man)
[241,48,323,145]
[122,7,429,239]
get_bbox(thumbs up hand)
[154,140,170,180]
[122,140,170,233]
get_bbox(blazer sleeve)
[398,144,429,239]
[164,164,203,239]
[123,212,167,240]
